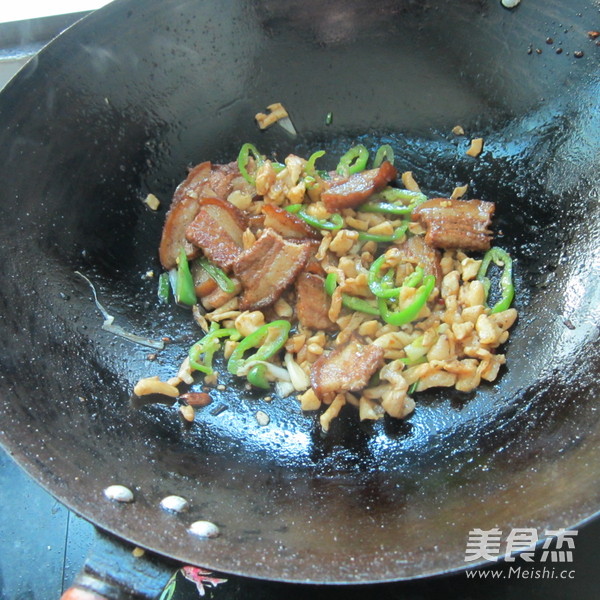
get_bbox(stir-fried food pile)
[142,143,516,431]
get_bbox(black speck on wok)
[0,0,599,584]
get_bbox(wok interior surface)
[0,0,599,583]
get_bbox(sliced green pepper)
[477,247,515,314]
[359,188,428,216]
[189,325,241,374]
[303,175,318,190]
[198,256,236,294]
[157,272,170,304]
[403,266,424,288]
[324,272,380,316]
[381,269,395,288]
[286,204,344,231]
[358,221,408,243]
[247,364,270,389]
[336,144,369,176]
[399,355,428,367]
[372,144,395,168]
[368,257,424,299]
[377,274,436,326]
[237,142,264,185]
[227,320,291,376]
[176,248,197,307]
[368,255,400,299]
[324,271,338,296]
[305,150,325,176]
[408,381,420,395]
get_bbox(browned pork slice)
[396,234,442,284]
[172,161,253,206]
[204,161,253,200]
[311,334,385,399]
[159,196,202,269]
[321,161,398,211]
[262,204,320,239]
[200,277,242,310]
[412,198,495,251]
[159,161,253,269]
[191,260,218,297]
[185,197,248,271]
[295,272,336,331]
[233,228,312,310]
[171,161,212,206]
[191,258,242,309]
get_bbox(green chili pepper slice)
[373,144,394,168]
[408,381,420,395]
[227,320,291,376]
[358,221,408,243]
[341,295,381,316]
[368,255,400,299]
[377,274,436,326]
[368,257,425,299]
[303,175,318,190]
[305,150,325,176]
[198,257,236,294]
[247,364,270,389]
[157,272,170,304]
[403,265,424,288]
[324,271,338,296]
[286,204,344,231]
[189,326,241,374]
[477,247,515,314]
[175,248,197,307]
[381,269,395,287]
[399,355,427,367]
[359,188,428,216]
[237,143,264,185]
[324,272,380,316]
[336,144,369,176]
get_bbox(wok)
[0,0,599,594]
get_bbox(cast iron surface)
[0,0,599,584]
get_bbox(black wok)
[0,0,599,592]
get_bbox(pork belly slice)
[296,272,336,331]
[159,196,202,269]
[321,161,398,211]
[204,161,253,200]
[262,204,320,240]
[233,228,312,310]
[191,259,242,309]
[412,198,495,252]
[173,161,253,206]
[185,197,248,271]
[159,161,252,269]
[172,161,212,206]
[191,261,218,297]
[200,277,242,310]
[396,235,442,285]
[311,334,385,399]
